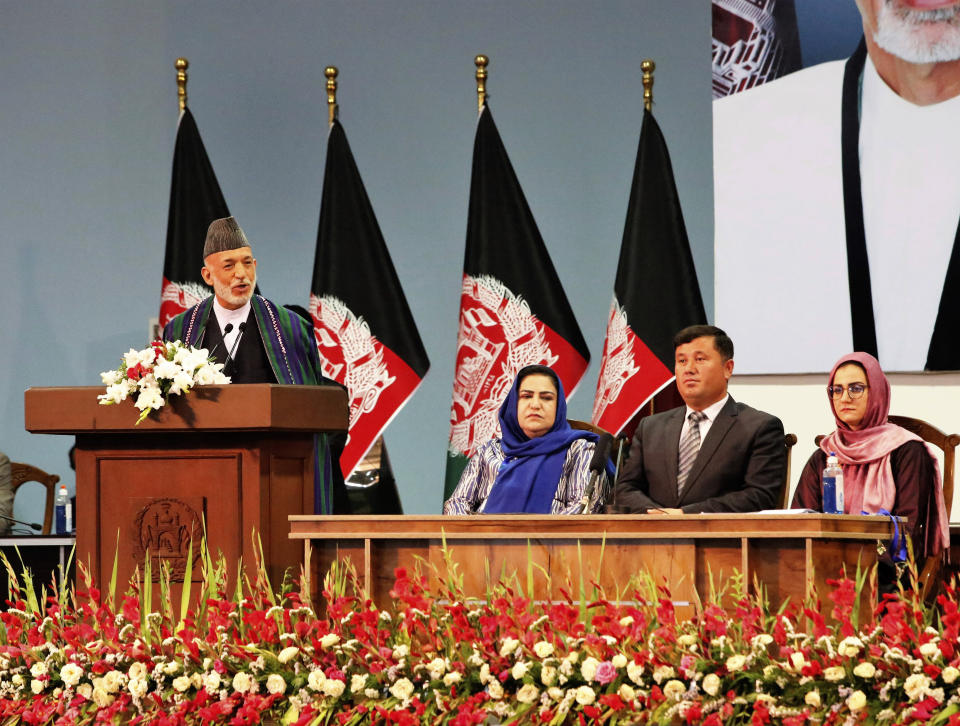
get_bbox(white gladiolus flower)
[837,636,863,657]
[904,673,931,701]
[805,689,821,708]
[919,642,941,659]
[575,685,596,705]
[653,665,675,683]
[580,657,599,682]
[517,683,539,703]
[426,658,447,680]
[266,674,286,695]
[392,644,409,659]
[100,369,123,386]
[619,615,634,627]
[533,641,554,659]
[60,663,83,688]
[319,634,340,649]
[847,690,867,711]
[511,661,530,680]
[128,677,148,699]
[389,678,415,701]
[124,349,143,369]
[663,680,685,701]
[627,661,644,685]
[128,662,148,681]
[278,646,300,664]
[322,678,345,698]
[203,671,221,694]
[92,685,114,707]
[824,666,846,682]
[789,652,807,671]
[152,359,180,380]
[232,672,254,694]
[725,655,747,672]
[702,673,721,696]
[307,669,326,691]
[499,638,520,657]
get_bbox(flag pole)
[175,57,189,111]
[475,54,488,113]
[642,58,655,112]
[325,66,339,127]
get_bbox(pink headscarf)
[820,352,948,556]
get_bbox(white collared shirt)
[860,55,960,371]
[212,298,251,353]
[681,394,729,443]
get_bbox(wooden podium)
[25,385,348,590]
[290,514,893,614]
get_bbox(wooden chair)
[815,416,959,601]
[9,462,60,535]
[778,434,798,509]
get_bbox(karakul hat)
[203,216,250,258]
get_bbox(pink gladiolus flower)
[595,661,617,685]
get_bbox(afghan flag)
[310,120,430,480]
[592,108,706,437]
[445,105,590,499]
[712,0,802,98]
[159,108,230,328]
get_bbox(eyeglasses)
[827,383,868,400]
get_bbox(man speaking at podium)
[163,216,343,513]
[614,326,786,514]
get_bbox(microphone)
[574,433,614,514]
[223,322,247,376]
[0,513,43,533]
[208,323,233,360]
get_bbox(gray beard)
[874,1,960,63]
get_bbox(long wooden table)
[290,514,892,613]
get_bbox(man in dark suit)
[614,325,786,513]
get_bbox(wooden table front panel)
[293,515,889,612]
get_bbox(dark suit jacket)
[614,396,786,513]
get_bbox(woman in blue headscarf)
[443,365,612,514]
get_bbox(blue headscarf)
[484,366,600,514]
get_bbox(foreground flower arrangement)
[0,548,958,725]
[98,340,229,423]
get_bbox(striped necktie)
[677,410,706,497]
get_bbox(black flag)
[159,109,229,328]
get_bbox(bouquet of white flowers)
[98,340,230,424]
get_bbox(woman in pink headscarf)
[792,352,949,565]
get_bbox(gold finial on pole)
[475,54,489,113]
[175,57,189,112]
[641,58,655,112]
[325,66,339,126]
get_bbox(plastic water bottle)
[822,452,845,515]
[54,485,72,535]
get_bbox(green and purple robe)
[163,294,340,513]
